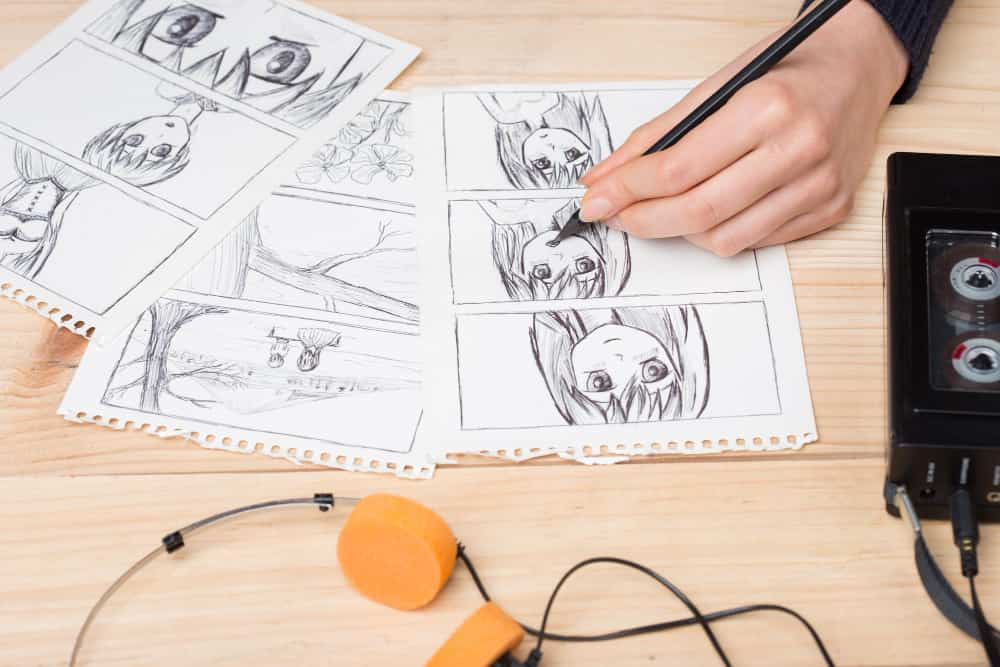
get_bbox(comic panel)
[87,0,394,129]
[288,98,414,205]
[0,41,295,219]
[456,301,780,430]
[173,193,418,323]
[443,86,690,191]
[448,198,761,304]
[102,298,422,453]
[0,133,193,314]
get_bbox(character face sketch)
[570,324,676,405]
[82,105,201,188]
[530,306,710,425]
[477,91,613,190]
[520,230,603,296]
[482,199,629,301]
[91,0,376,128]
[521,128,593,186]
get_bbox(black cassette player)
[885,152,1000,521]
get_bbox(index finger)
[580,29,782,186]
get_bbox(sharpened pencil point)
[549,209,584,246]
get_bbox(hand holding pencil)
[576,0,909,256]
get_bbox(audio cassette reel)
[885,153,1000,521]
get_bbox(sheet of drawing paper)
[416,82,817,463]
[0,0,418,343]
[61,92,433,478]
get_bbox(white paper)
[416,82,817,463]
[61,93,433,478]
[0,0,418,343]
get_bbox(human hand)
[577,0,909,256]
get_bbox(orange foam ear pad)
[425,602,525,667]
[336,493,457,611]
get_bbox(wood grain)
[1,1,998,665]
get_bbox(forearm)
[803,0,953,102]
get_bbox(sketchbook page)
[61,93,432,478]
[0,0,418,344]
[416,82,817,463]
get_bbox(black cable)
[951,489,1000,667]
[70,495,341,667]
[456,544,835,666]
[970,578,1000,667]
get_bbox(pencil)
[550,0,853,246]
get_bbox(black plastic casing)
[885,152,1000,521]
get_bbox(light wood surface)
[1,1,998,665]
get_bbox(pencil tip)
[548,210,583,246]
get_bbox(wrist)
[832,1,910,103]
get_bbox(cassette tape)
[885,153,1000,520]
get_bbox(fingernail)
[604,216,624,231]
[580,196,613,222]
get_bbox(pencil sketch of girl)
[530,305,710,425]
[476,91,613,189]
[0,91,207,279]
[479,198,630,300]
[92,0,367,128]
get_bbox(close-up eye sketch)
[89,0,391,128]
[0,90,207,279]
[529,305,710,425]
[476,91,613,189]
[478,197,630,300]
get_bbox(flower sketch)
[351,144,413,184]
[295,144,354,185]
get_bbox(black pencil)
[551,0,853,246]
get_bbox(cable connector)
[313,493,334,512]
[162,531,185,554]
[950,488,980,578]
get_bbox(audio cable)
[891,483,999,667]
[950,488,1000,666]
[71,494,836,667]
[457,544,836,666]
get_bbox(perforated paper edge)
[1,277,96,338]
[433,431,819,465]
[59,406,435,479]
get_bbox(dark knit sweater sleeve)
[802,1,953,102]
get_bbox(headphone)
[70,493,836,667]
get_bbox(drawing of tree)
[184,207,419,322]
[107,300,232,412]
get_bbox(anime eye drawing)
[529,306,710,425]
[480,198,631,301]
[476,91,613,189]
[521,128,594,185]
[93,0,368,128]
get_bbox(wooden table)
[2,1,998,665]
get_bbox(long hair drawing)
[481,198,630,301]
[530,306,710,425]
[477,92,613,189]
